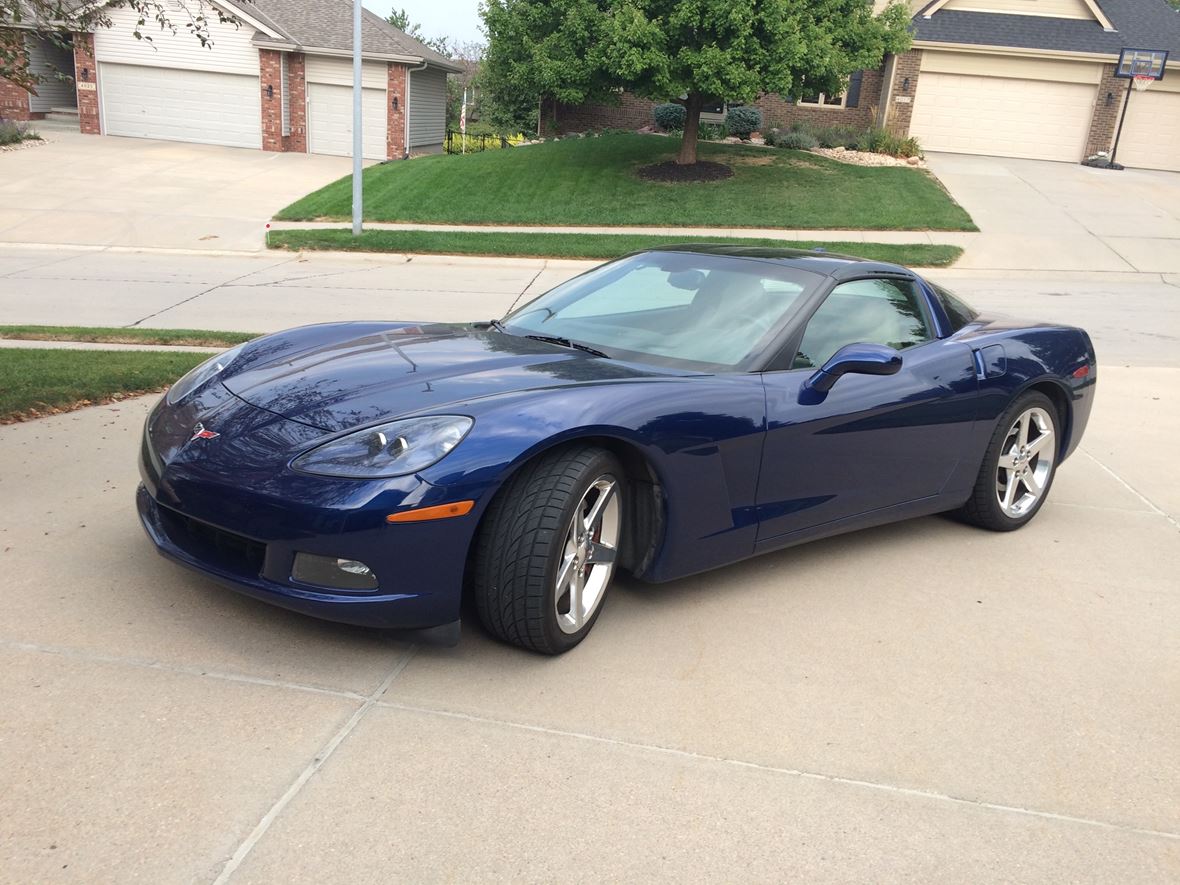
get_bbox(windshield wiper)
[524,334,611,359]
[484,318,509,333]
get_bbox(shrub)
[725,106,762,139]
[773,129,819,150]
[812,124,860,149]
[699,122,728,141]
[653,103,686,131]
[0,118,29,146]
[897,136,922,159]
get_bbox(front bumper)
[136,396,477,635]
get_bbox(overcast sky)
[365,0,485,46]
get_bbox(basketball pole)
[1108,77,1135,170]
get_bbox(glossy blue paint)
[136,248,1097,636]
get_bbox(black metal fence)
[444,131,514,154]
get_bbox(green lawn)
[0,349,206,422]
[0,326,257,347]
[276,134,976,231]
[269,229,962,268]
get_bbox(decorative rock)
[906,156,921,165]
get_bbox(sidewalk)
[268,220,974,246]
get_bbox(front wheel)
[959,392,1060,531]
[472,446,623,654]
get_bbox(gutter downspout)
[403,59,428,159]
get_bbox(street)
[1,246,1178,882]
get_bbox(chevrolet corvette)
[137,246,1096,653]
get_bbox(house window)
[798,92,844,108]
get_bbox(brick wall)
[73,32,99,134]
[549,69,885,136]
[260,50,308,153]
[287,53,307,152]
[883,50,921,137]
[1084,64,1123,158]
[387,63,406,159]
[0,29,31,121]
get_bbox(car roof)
[650,244,916,281]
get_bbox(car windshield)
[501,251,823,370]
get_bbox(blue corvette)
[138,246,1096,654]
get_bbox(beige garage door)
[910,72,1095,162]
[1115,88,1180,173]
[307,83,388,161]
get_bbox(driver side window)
[793,278,933,369]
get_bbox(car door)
[755,275,979,543]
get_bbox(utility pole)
[352,0,363,236]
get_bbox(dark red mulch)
[636,161,734,183]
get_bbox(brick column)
[287,53,307,152]
[259,48,284,151]
[1083,64,1124,159]
[387,63,407,160]
[0,29,32,121]
[73,32,99,134]
[884,50,922,137]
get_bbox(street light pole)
[351,0,363,236]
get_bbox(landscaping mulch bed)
[636,160,734,183]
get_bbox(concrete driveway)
[0,126,351,253]
[926,153,1180,273]
[2,249,1179,882]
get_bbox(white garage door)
[100,63,261,149]
[307,83,388,160]
[1115,88,1180,173]
[910,72,1095,162]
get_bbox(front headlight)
[291,415,474,479]
[166,344,245,405]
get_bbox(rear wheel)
[472,446,623,654]
[960,392,1059,531]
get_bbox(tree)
[385,6,451,56]
[1,1,248,91]
[481,0,912,164]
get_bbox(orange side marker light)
[386,500,475,523]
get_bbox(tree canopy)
[481,0,912,163]
[385,6,452,56]
[1,1,245,90]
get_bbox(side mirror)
[800,343,902,402]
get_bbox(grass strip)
[0,349,207,423]
[269,229,963,268]
[0,326,257,348]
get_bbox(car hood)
[221,323,687,432]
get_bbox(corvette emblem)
[189,423,220,443]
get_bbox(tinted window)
[930,282,979,332]
[504,252,822,370]
[794,278,933,369]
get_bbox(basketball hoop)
[1132,74,1153,92]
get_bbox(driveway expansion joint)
[373,699,1180,842]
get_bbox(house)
[0,0,460,160]
[548,0,1180,172]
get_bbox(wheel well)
[464,436,665,597]
[1027,380,1072,457]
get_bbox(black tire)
[472,446,624,654]
[959,391,1060,531]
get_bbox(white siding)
[408,66,447,149]
[94,1,260,75]
[305,56,387,89]
[26,35,76,112]
[281,53,291,136]
[100,62,261,148]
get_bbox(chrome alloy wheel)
[995,406,1055,519]
[554,477,620,635]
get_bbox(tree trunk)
[676,93,703,165]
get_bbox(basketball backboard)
[1115,48,1169,80]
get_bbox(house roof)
[222,0,460,71]
[913,0,1180,59]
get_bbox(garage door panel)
[307,83,388,160]
[910,72,1094,162]
[1117,90,1180,173]
[100,63,261,149]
